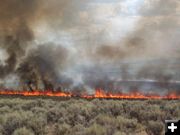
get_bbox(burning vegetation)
[0,89,179,100]
[0,0,179,96]
[0,1,179,135]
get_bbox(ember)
[0,89,179,100]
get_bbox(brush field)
[0,97,179,135]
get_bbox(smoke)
[78,0,180,92]
[0,0,39,78]
[17,43,71,91]
[0,0,86,90]
[0,0,179,93]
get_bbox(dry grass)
[0,97,179,135]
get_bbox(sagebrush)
[0,97,179,135]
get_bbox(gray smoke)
[0,0,179,94]
[0,0,78,90]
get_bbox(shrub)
[27,115,47,135]
[53,123,71,135]
[0,125,3,135]
[0,98,179,135]
[0,106,11,114]
[84,123,107,135]
[3,112,26,135]
[69,124,85,135]
[46,107,65,123]
[116,116,144,133]
[146,121,163,135]
[113,131,126,135]
[12,127,34,135]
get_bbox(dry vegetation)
[0,97,179,135]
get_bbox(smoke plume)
[0,0,179,93]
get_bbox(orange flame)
[0,91,71,97]
[82,89,180,99]
[0,89,179,99]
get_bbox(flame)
[0,91,71,97]
[0,89,179,99]
[82,89,180,99]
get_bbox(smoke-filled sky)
[0,0,180,92]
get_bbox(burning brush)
[0,89,179,100]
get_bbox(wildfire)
[0,91,71,97]
[0,89,179,99]
[81,89,180,99]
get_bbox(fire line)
[0,89,179,99]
